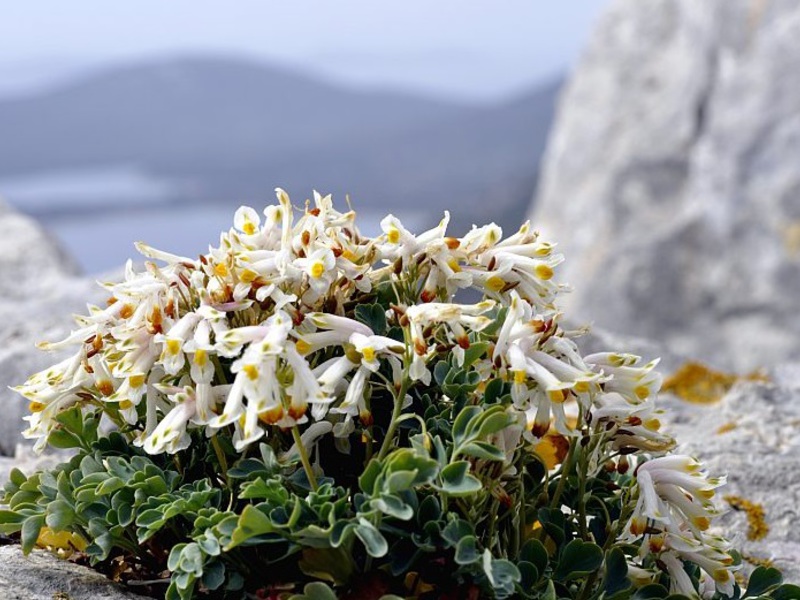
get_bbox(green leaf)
[226,505,274,549]
[289,582,338,600]
[459,441,506,461]
[632,584,669,600]
[372,495,414,521]
[434,361,451,386]
[452,405,481,446]
[96,476,126,496]
[483,378,506,405]
[354,303,387,336]
[47,429,81,450]
[604,547,631,597]
[519,539,548,579]
[745,567,783,599]
[554,539,602,581]
[201,560,225,591]
[45,500,75,531]
[299,546,356,586]
[462,341,490,368]
[475,406,514,439]
[359,459,383,495]
[772,584,800,600]
[441,518,473,547]
[354,519,388,557]
[439,461,482,496]
[21,514,44,554]
[454,535,480,565]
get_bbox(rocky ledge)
[0,546,154,600]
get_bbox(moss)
[725,495,769,541]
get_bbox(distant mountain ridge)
[0,55,559,238]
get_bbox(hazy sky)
[0,1,608,101]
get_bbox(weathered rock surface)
[0,198,109,455]
[577,327,800,578]
[534,0,800,371]
[0,546,155,600]
[663,373,800,579]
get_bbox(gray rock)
[663,371,800,579]
[0,199,110,455]
[0,546,155,600]
[533,0,800,371]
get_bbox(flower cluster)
[14,189,739,596]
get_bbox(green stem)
[376,365,411,461]
[549,437,578,510]
[211,434,230,487]
[577,444,589,540]
[292,426,319,491]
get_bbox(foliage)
[2,191,797,599]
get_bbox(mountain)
[0,56,560,265]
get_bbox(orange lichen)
[716,422,738,435]
[662,362,768,405]
[725,495,769,541]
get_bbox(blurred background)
[3,0,800,396]
[0,1,606,273]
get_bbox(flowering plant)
[0,190,793,599]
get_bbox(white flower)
[142,386,197,455]
[295,247,337,298]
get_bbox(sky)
[0,1,609,101]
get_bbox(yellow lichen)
[662,362,768,404]
[716,422,738,435]
[742,554,774,569]
[725,495,769,541]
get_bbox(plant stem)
[376,365,411,461]
[549,437,577,510]
[292,426,319,491]
[577,443,589,540]
[211,434,230,486]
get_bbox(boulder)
[0,546,155,600]
[533,0,800,371]
[0,199,109,455]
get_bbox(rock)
[533,0,800,371]
[0,546,155,600]
[0,199,110,455]
[662,371,800,579]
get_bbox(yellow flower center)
[387,227,400,244]
[362,346,376,362]
[573,381,590,393]
[513,370,527,384]
[129,374,146,388]
[548,389,567,403]
[243,364,259,380]
[534,264,554,280]
[243,221,256,235]
[119,400,133,410]
[295,339,311,355]
[239,268,258,283]
[310,261,325,279]
[486,275,506,292]
[213,262,228,278]
[166,339,181,356]
[447,258,462,273]
[634,385,651,400]
[643,418,661,431]
[193,349,208,367]
[29,401,45,413]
